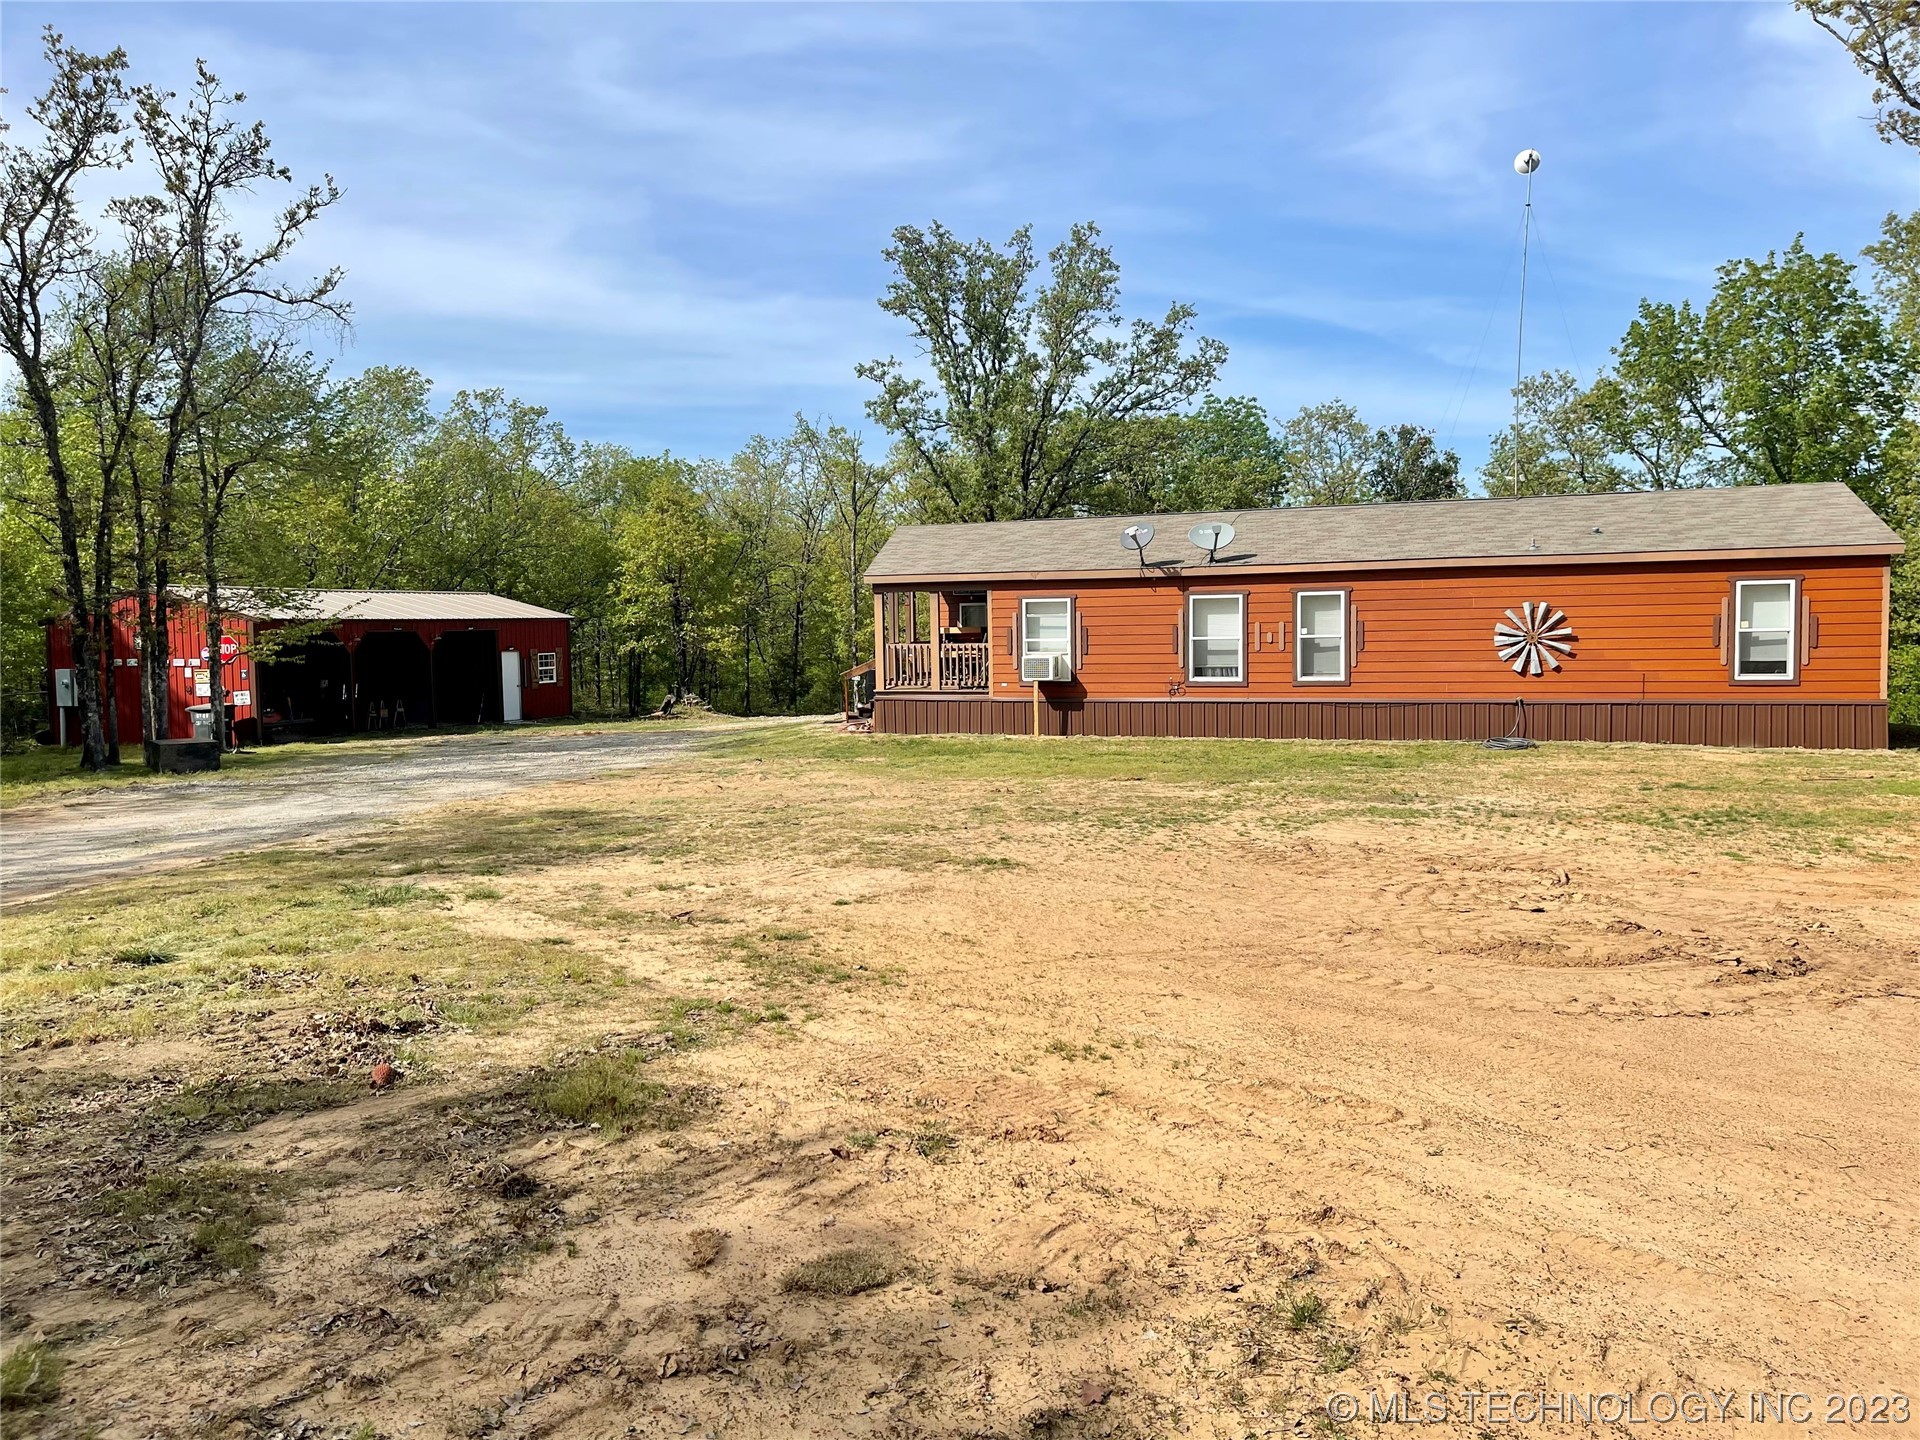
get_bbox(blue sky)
[4,2,1913,480]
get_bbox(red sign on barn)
[219,635,241,663]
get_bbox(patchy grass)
[779,1246,901,1297]
[703,725,1920,859]
[97,1163,297,1283]
[155,1076,367,1130]
[0,839,629,1047]
[1282,1290,1328,1332]
[531,1051,703,1136]
[910,1122,956,1161]
[0,1340,65,1407]
[341,881,439,908]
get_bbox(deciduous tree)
[859,222,1226,522]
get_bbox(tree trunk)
[101,613,121,765]
[26,383,110,770]
[202,513,229,761]
[671,587,690,703]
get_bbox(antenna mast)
[1510,148,1540,498]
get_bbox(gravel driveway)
[1,724,733,902]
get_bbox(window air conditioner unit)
[1021,654,1070,683]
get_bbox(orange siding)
[976,557,1889,702]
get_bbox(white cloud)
[1335,26,1520,196]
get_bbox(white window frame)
[535,651,559,685]
[956,599,988,630]
[1733,578,1798,682]
[1185,593,1245,684]
[1294,589,1349,684]
[1020,597,1074,670]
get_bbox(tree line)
[4,15,1917,768]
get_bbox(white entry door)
[500,650,523,723]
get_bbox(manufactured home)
[862,484,1903,749]
[45,589,572,746]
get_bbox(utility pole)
[1510,148,1541,498]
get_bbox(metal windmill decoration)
[1494,602,1575,676]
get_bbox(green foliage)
[1864,210,1920,351]
[0,492,61,744]
[1279,401,1463,507]
[1797,0,1920,149]
[859,221,1227,521]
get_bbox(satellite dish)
[1513,148,1541,176]
[1188,521,1235,562]
[1121,523,1155,553]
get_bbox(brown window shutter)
[1172,621,1181,654]
[1079,622,1090,658]
[1277,620,1288,651]
[1006,623,1016,657]
[1716,597,1730,666]
[1802,596,1817,664]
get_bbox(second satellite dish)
[1188,521,1235,562]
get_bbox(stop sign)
[219,635,241,663]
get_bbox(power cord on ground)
[1483,697,1539,750]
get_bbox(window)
[1187,594,1244,682]
[957,600,988,630]
[1295,591,1348,682]
[535,651,559,685]
[1734,579,1796,680]
[1021,598,1073,669]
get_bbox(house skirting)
[871,695,1890,750]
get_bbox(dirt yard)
[3,729,1917,1438]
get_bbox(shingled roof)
[865,482,1903,583]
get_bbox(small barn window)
[535,651,559,685]
[1295,591,1348,682]
[1733,579,1796,681]
[1187,594,1244,682]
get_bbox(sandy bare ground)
[0,724,732,902]
[4,740,1917,1438]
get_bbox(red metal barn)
[45,589,572,745]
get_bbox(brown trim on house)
[1882,564,1893,703]
[1291,587,1353,689]
[865,543,1903,588]
[1014,592,1080,679]
[1726,573,1804,688]
[1183,589,1251,688]
[872,694,1890,750]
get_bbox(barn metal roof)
[865,482,1904,583]
[217,588,572,623]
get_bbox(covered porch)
[873,587,990,692]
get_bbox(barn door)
[500,650,523,723]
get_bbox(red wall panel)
[46,601,573,742]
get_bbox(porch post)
[873,588,888,689]
[930,591,942,691]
